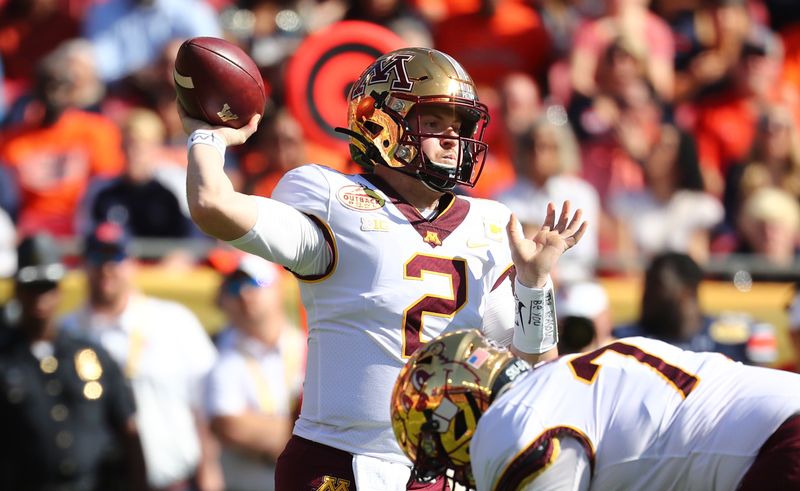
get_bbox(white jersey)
[472,337,800,491]
[255,165,516,462]
[60,294,217,488]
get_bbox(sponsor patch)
[337,185,385,211]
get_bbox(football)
[173,37,266,129]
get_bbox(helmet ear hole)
[363,121,383,136]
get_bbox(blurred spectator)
[471,71,542,199]
[0,165,19,220]
[689,23,786,197]
[556,280,614,354]
[493,114,600,283]
[205,255,305,491]
[343,0,432,48]
[567,37,655,206]
[432,0,552,90]
[82,108,195,239]
[0,49,125,238]
[787,283,800,371]
[60,222,223,491]
[223,0,307,104]
[534,0,585,60]
[733,187,800,268]
[0,233,148,491]
[3,38,106,127]
[104,36,197,148]
[83,0,222,84]
[614,252,778,366]
[0,0,82,91]
[235,108,351,197]
[724,105,800,228]
[0,207,15,278]
[653,0,750,104]
[570,0,675,102]
[408,0,483,24]
[610,123,724,266]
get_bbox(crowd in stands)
[2,0,800,488]
[1,0,799,277]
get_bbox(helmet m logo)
[352,54,414,98]
[316,476,351,491]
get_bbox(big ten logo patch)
[316,476,351,491]
[337,185,385,211]
[361,216,390,232]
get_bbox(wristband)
[188,129,226,161]
[512,275,558,354]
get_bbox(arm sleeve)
[519,437,591,491]
[228,166,334,277]
[482,276,515,347]
[228,196,332,277]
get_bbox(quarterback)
[180,47,585,490]
[392,330,800,490]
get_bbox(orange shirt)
[239,140,357,199]
[781,24,800,91]
[692,95,757,177]
[433,1,552,89]
[0,109,124,237]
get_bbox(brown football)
[173,37,266,129]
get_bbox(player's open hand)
[506,201,587,288]
[177,102,260,146]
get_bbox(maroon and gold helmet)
[390,329,530,488]
[338,47,490,192]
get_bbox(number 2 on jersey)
[568,342,699,398]
[402,255,468,358]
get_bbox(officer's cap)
[15,233,65,284]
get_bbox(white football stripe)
[173,69,194,89]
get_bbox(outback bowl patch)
[337,185,385,211]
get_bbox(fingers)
[507,213,523,245]
[565,208,583,234]
[566,220,589,248]
[542,202,556,229]
[555,201,571,232]
[242,114,261,138]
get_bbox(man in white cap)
[556,280,614,353]
[205,255,306,491]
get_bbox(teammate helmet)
[390,329,530,488]
[339,47,490,192]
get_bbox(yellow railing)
[2,267,796,367]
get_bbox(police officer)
[614,252,777,365]
[0,233,148,491]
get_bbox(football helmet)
[337,47,490,192]
[390,329,530,488]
